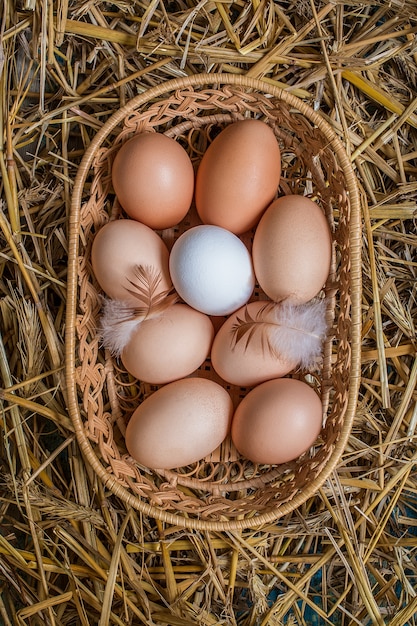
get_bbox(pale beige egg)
[91,219,172,305]
[125,377,233,470]
[211,301,297,387]
[121,304,214,385]
[252,195,332,304]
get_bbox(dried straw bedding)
[0,3,417,625]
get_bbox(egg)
[91,219,172,305]
[169,225,255,316]
[121,304,214,385]
[125,377,233,469]
[195,119,281,234]
[252,195,332,304]
[211,301,298,387]
[112,132,194,229]
[231,378,323,465]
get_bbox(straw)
[1,2,417,624]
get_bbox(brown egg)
[252,195,332,304]
[112,133,194,229]
[91,219,172,305]
[231,378,323,465]
[121,304,214,385]
[125,378,233,470]
[195,119,281,235]
[211,301,297,387]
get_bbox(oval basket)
[65,73,362,531]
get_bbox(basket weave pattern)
[66,75,361,530]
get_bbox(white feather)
[99,298,143,357]
[268,298,328,369]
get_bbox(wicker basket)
[65,73,362,531]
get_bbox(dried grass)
[1,1,417,624]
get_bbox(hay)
[1,1,416,624]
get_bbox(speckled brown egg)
[252,194,332,304]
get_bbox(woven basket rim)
[65,72,362,531]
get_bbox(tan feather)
[230,299,328,369]
[100,265,178,356]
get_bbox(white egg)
[169,225,255,316]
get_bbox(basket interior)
[73,84,355,524]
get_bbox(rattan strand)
[65,73,362,531]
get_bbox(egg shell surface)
[169,225,255,316]
[231,377,323,465]
[252,195,332,304]
[112,133,194,229]
[121,304,215,385]
[91,219,172,305]
[195,119,281,234]
[125,377,233,470]
[211,301,298,387]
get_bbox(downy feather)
[100,298,144,356]
[231,298,328,370]
[99,264,177,356]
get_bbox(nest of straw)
[1,2,417,625]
